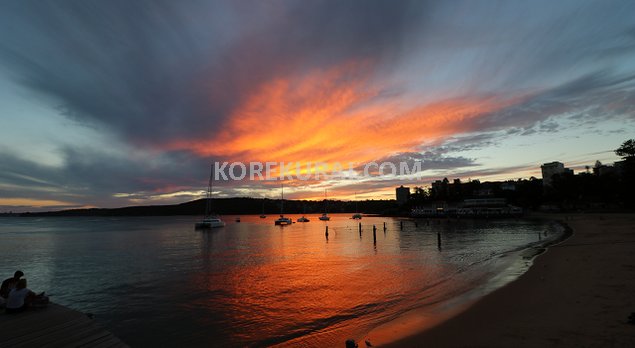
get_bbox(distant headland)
[2,197,398,217]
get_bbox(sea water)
[0,215,561,347]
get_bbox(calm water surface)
[0,215,561,347]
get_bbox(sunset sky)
[1,0,635,211]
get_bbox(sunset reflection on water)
[185,215,553,346]
[0,215,558,347]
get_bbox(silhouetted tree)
[615,139,635,207]
[615,139,635,159]
[408,186,429,207]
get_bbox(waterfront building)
[396,185,410,205]
[541,161,565,187]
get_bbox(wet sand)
[378,214,635,347]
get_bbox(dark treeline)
[545,160,635,210]
[406,178,544,209]
[13,198,397,217]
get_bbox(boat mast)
[281,183,284,215]
[324,189,327,214]
[262,197,265,215]
[205,164,213,217]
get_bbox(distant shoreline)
[1,197,398,216]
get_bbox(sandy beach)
[376,214,635,347]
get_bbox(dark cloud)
[375,152,477,173]
[263,0,427,68]
[0,0,428,147]
[421,133,501,154]
[1,1,237,144]
[333,163,537,196]
[0,146,214,207]
[418,71,635,153]
[470,71,635,133]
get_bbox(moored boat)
[195,216,226,229]
[351,193,362,219]
[318,213,330,221]
[319,189,330,221]
[260,198,266,218]
[275,184,292,225]
[195,165,225,229]
[275,215,293,225]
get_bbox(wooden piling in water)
[400,221,403,230]
[325,225,329,238]
[373,225,377,244]
[437,232,441,250]
[383,222,386,233]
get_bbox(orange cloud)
[0,198,78,207]
[292,186,395,201]
[168,62,516,172]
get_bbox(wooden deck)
[0,303,128,347]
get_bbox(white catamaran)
[274,184,293,225]
[352,192,362,219]
[319,189,330,221]
[260,198,267,218]
[297,202,310,222]
[195,165,225,229]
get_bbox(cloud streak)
[0,0,429,146]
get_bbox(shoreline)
[362,215,570,346]
[374,213,635,347]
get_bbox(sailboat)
[352,192,362,219]
[274,184,293,225]
[195,165,226,229]
[297,201,310,222]
[319,189,330,221]
[260,197,267,218]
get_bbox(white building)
[541,161,565,187]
